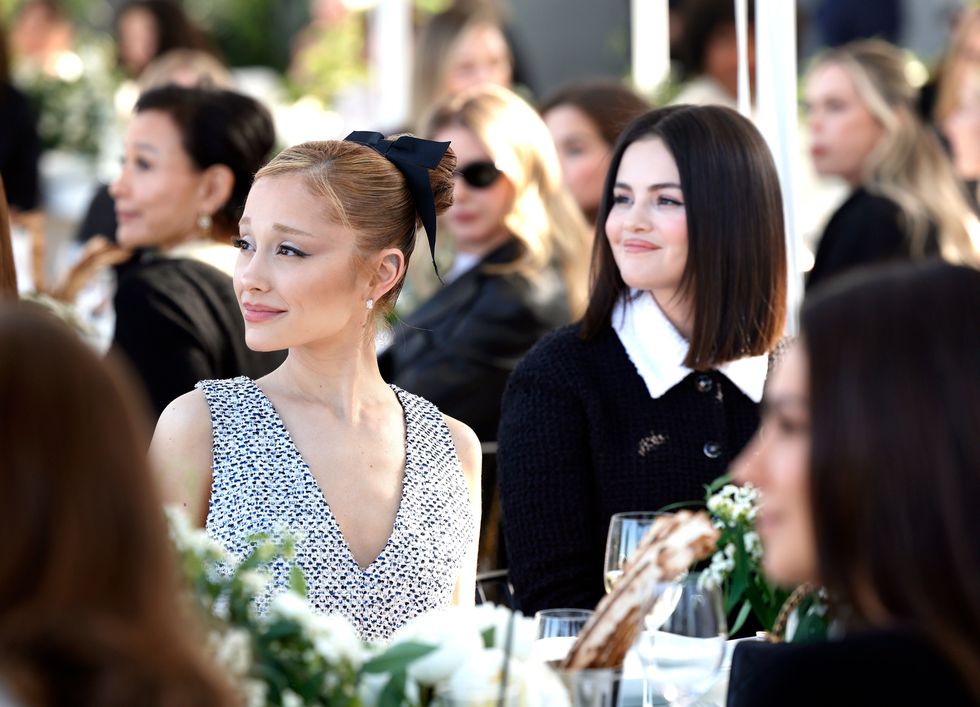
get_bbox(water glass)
[635,573,727,707]
[532,608,593,663]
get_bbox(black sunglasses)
[454,161,503,189]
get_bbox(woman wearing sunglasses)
[378,84,590,447]
[497,105,787,614]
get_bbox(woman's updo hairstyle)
[254,137,456,316]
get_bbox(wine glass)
[635,573,727,707]
[532,608,593,663]
[604,511,662,593]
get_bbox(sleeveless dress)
[197,376,475,643]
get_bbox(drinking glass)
[532,608,593,663]
[635,573,727,707]
[603,511,662,593]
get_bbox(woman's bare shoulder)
[442,414,482,493]
[150,389,214,524]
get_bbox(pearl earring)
[197,213,212,236]
[366,298,374,310]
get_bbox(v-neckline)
[246,377,413,575]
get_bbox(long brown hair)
[0,177,16,299]
[803,261,980,700]
[581,105,786,369]
[0,304,235,706]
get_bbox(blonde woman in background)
[805,39,978,291]
[409,3,512,131]
[379,84,590,447]
[931,7,980,131]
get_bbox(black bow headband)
[344,131,450,278]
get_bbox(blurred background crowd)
[1,1,979,704]
[2,0,977,293]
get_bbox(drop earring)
[197,213,213,237]
[366,298,374,310]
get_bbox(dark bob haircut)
[581,104,787,369]
[134,85,275,236]
[802,260,980,699]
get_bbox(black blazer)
[806,188,939,292]
[727,628,976,707]
[378,239,571,442]
[111,253,284,419]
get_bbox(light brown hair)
[410,4,510,129]
[254,137,456,317]
[0,177,16,299]
[0,304,234,706]
[810,40,978,264]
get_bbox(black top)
[0,83,41,212]
[497,323,761,615]
[378,239,571,443]
[111,253,284,418]
[807,187,939,292]
[728,628,976,706]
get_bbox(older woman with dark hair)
[729,260,980,705]
[0,303,235,706]
[498,104,787,614]
[109,85,284,418]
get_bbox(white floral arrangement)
[690,477,827,641]
[167,509,568,707]
[15,40,116,156]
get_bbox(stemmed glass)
[532,608,593,663]
[604,511,662,593]
[635,572,727,707]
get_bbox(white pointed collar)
[612,292,769,402]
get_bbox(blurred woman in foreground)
[0,303,233,706]
[730,261,980,706]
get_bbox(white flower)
[308,613,367,667]
[209,627,252,677]
[442,647,521,705]
[359,672,420,706]
[282,690,302,707]
[166,505,229,562]
[521,661,572,707]
[743,531,762,561]
[239,569,272,596]
[390,609,483,686]
[243,679,268,707]
[470,604,536,661]
[268,591,316,625]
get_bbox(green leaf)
[729,599,752,635]
[362,641,437,674]
[705,473,733,495]
[379,670,408,707]
[481,626,495,648]
[263,618,302,641]
[289,565,308,598]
